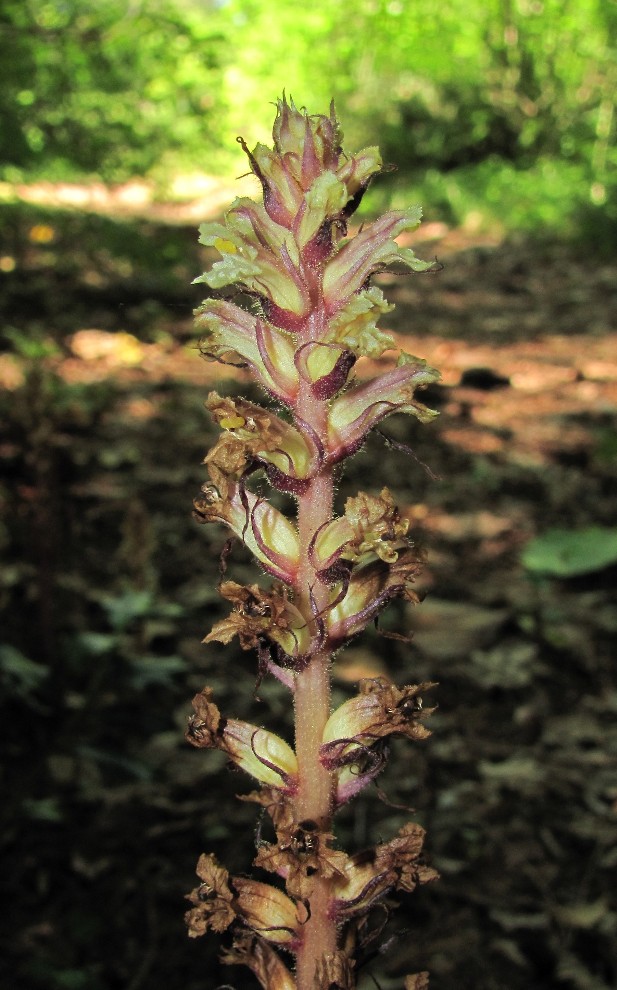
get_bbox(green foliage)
[521,526,617,577]
[1,0,614,242]
[0,643,48,702]
[0,0,228,181]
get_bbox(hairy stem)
[293,375,337,988]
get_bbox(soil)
[1,181,616,990]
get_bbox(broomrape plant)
[185,97,441,990]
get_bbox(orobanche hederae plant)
[184,97,441,990]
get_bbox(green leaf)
[127,655,186,688]
[521,527,617,577]
[100,590,154,630]
[0,644,48,698]
[22,797,64,822]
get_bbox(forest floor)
[1,182,616,990]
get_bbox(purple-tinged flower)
[327,353,440,462]
[193,481,299,584]
[321,678,434,766]
[195,300,299,403]
[196,199,311,322]
[323,210,434,310]
[320,678,434,805]
[325,547,425,647]
[205,391,322,494]
[328,823,438,919]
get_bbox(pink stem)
[292,344,338,989]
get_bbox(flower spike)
[185,97,441,990]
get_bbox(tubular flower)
[196,199,312,322]
[195,300,299,403]
[322,209,435,310]
[232,877,303,947]
[193,481,300,584]
[186,855,303,948]
[322,678,435,763]
[324,285,396,358]
[325,547,426,647]
[321,678,435,805]
[205,391,322,494]
[327,353,440,462]
[329,823,438,918]
[186,687,298,792]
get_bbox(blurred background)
[1,2,616,990]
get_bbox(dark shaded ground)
[1,196,616,990]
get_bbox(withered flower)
[239,785,295,833]
[186,855,303,948]
[255,821,348,900]
[329,823,438,918]
[321,679,435,804]
[185,853,236,937]
[204,579,312,665]
[312,488,410,572]
[326,547,426,647]
[205,391,321,494]
[405,973,430,990]
[315,950,356,990]
[222,932,296,990]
